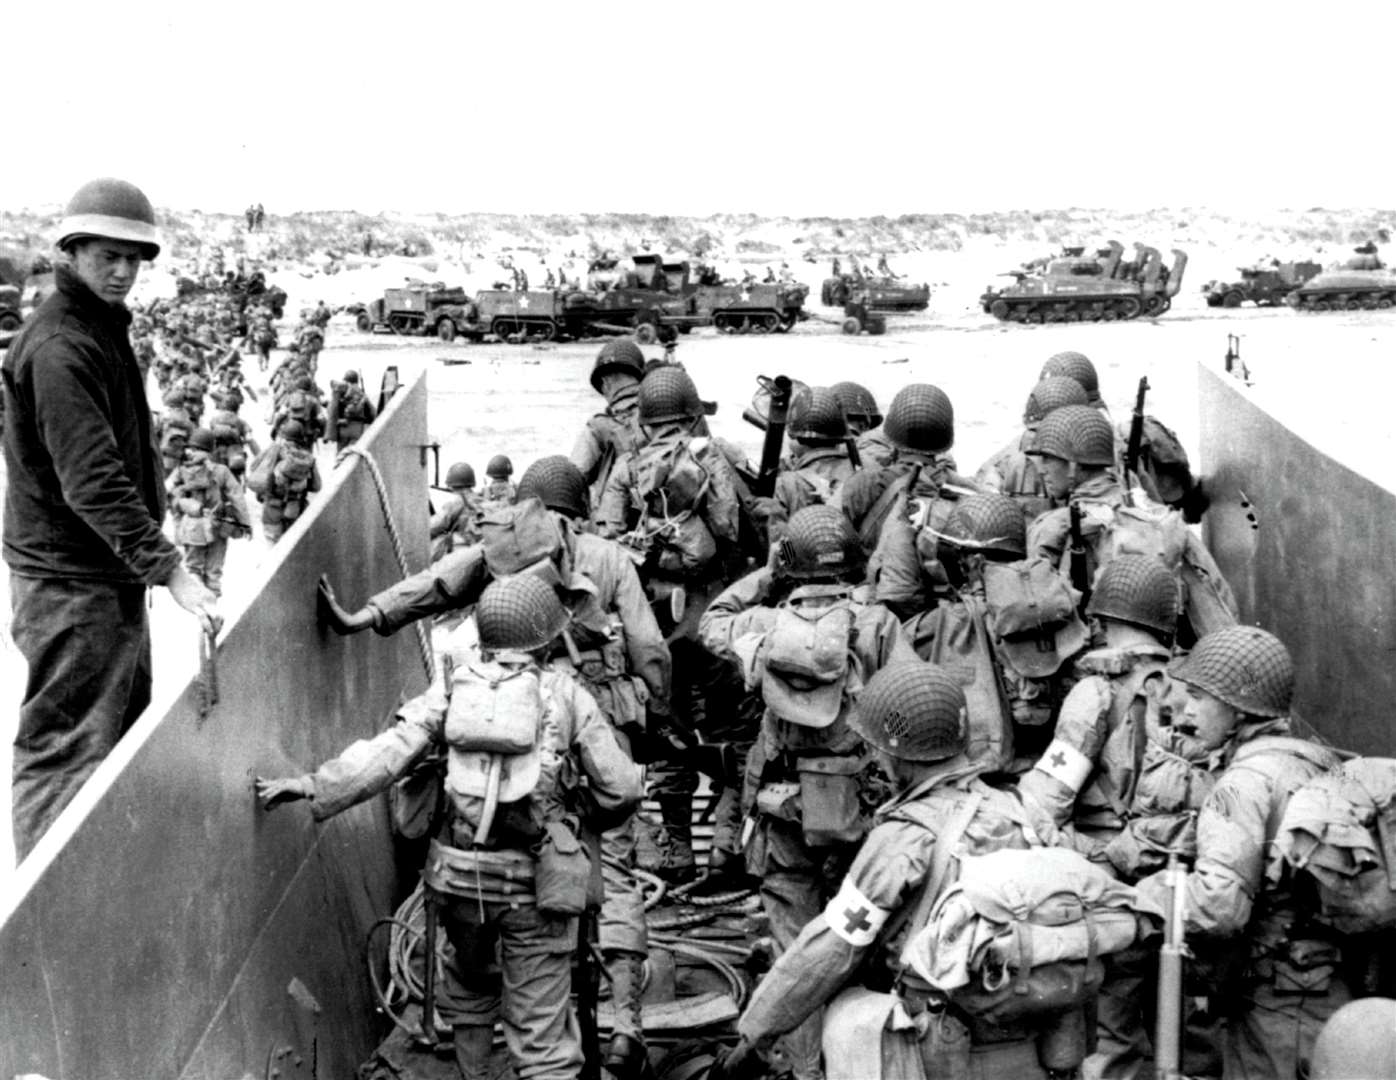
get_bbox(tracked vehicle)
[1202,259,1321,308]
[980,241,1187,322]
[820,257,930,311]
[1285,244,1396,312]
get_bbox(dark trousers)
[10,576,152,862]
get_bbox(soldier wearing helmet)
[165,427,250,597]
[712,661,1061,1080]
[260,418,321,544]
[317,459,671,1077]
[830,380,895,469]
[1040,350,1104,408]
[572,339,647,513]
[481,454,517,512]
[429,461,482,560]
[700,506,918,1080]
[974,375,1089,521]
[1134,626,1348,1080]
[257,574,643,1080]
[327,369,376,453]
[2,177,219,859]
[759,385,861,543]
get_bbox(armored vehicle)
[352,284,471,337]
[1285,244,1396,312]
[979,241,1187,322]
[693,280,809,334]
[1202,260,1321,308]
[820,256,930,311]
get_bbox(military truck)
[1202,260,1322,308]
[350,284,472,337]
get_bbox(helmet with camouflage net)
[1040,351,1100,403]
[1086,554,1179,638]
[831,381,882,427]
[589,338,646,393]
[187,428,215,453]
[516,455,589,520]
[1024,376,1090,425]
[778,505,865,581]
[940,493,1027,558]
[486,454,513,480]
[637,365,717,425]
[445,461,476,490]
[475,575,570,654]
[1169,626,1294,718]
[787,386,849,443]
[1026,404,1116,466]
[883,383,954,454]
[851,662,968,762]
[57,177,161,259]
[1311,997,1396,1080]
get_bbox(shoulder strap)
[858,470,915,549]
[1091,662,1165,816]
[1232,734,1334,771]
[885,790,984,958]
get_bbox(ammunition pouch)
[755,781,802,822]
[1256,939,1341,995]
[798,755,867,846]
[423,839,536,907]
[534,821,593,916]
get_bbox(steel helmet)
[883,384,954,454]
[1169,626,1295,718]
[940,493,1028,558]
[486,454,513,480]
[475,574,570,653]
[1023,376,1090,425]
[57,177,161,260]
[778,505,865,581]
[279,419,306,442]
[445,462,476,490]
[1040,351,1100,403]
[343,370,360,384]
[589,339,646,393]
[786,386,849,443]
[1311,997,1396,1080]
[516,455,589,520]
[637,365,717,425]
[187,428,216,453]
[831,381,882,426]
[851,662,968,763]
[1086,554,1179,638]
[1027,404,1116,466]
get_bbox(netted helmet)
[279,419,306,442]
[1169,626,1295,718]
[57,177,161,259]
[1040,351,1100,403]
[779,505,865,580]
[1086,554,1179,638]
[787,386,848,443]
[516,455,589,520]
[831,381,882,426]
[884,384,954,454]
[590,339,646,393]
[475,575,570,653]
[851,662,968,762]
[1027,404,1116,466]
[637,365,717,425]
[1311,997,1396,1080]
[445,462,476,489]
[486,454,513,480]
[343,370,359,384]
[187,428,215,453]
[1023,376,1090,425]
[940,493,1027,558]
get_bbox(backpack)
[628,437,720,575]
[1277,757,1396,934]
[341,385,370,422]
[479,498,563,577]
[246,442,279,498]
[284,390,313,424]
[209,409,242,447]
[982,558,1088,681]
[758,590,857,730]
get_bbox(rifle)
[1124,375,1150,481]
[741,374,794,498]
[576,830,603,1080]
[1068,501,1090,608]
[1154,853,1189,1080]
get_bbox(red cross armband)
[823,876,891,947]
[1034,737,1093,793]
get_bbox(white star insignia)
[518,295,531,309]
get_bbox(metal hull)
[0,376,433,1080]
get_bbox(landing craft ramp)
[1199,362,1395,756]
[0,375,432,1080]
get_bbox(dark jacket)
[2,265,180,585]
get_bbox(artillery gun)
[1202,259,1321,308]
[979,241,1187,323]
[1285,243,1396,312]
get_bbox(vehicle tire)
[1143,295,1165,316]
[1346,299,1363,311]
[841,316,862,335]
[437,318,456,342]
[1222,290,1243,308]
[989,299,1009,321]
[1378,298,1393,309]
[865,315,887,336]
[491,318,515,339]
[355,311,373,333]
[635,322,659,345]
[1117,298,1142,319]
[0,312,21,332]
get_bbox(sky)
[5,1,1395,218]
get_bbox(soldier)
[156,394,197,478]
[429,461,482,561]
[830,381,893,471]
[571,340,646,514]
[1041,350,1104,409]
[271,374,326,443]
[757,386,859,543]
[259,419,320,544]
[166,428,250,597]
[481,455,516,511]
[253,313,277,372]
[974,375,1090,521]
[207,390,259,479]
[699,505,919,1080]
[256,575,644,1080]
[327,369,375,452]
[318,456,672,1077]
[711,661,1065,1080]
[1140,627,1347,1080]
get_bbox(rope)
[338,444,434,683]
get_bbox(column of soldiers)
[259,344,1391,1080]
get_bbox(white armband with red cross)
[823,876,891,947]
[1034,737,1094,793]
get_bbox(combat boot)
[654,794,697,885]
[602,950,652,1080]
[452,1023,496,1080]
[690,845,753,896]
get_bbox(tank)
[980,241,1188,322]
[1202,260,1322,308]
[1285,244,1396,312]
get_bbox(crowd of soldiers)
[255,338,1393,1080]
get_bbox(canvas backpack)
[628,436,720,575]
[341,384,370,422]
[246,442,279,498]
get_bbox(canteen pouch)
[535,821,591,915]
[822,986,930,1080]
[798,755,866,847]
[918,1003,971,1080]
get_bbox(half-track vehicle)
[351,284,471,337]
[692,279,809,334]
[1285,244,1396,312]
[1202,260,1321,308]
[979,241,1187,322]
[820,256,930,311]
